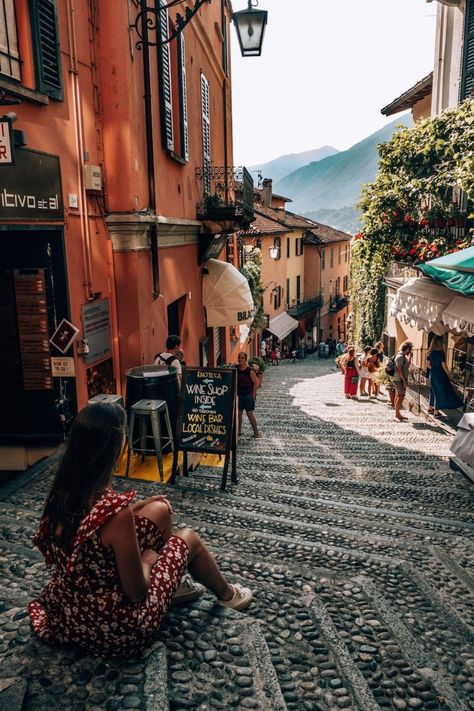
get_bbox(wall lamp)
[131,0,268,55]
[269,244,279,260]
[233,0,268,57]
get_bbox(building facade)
[0,0,252,467]
[239,181,351,355]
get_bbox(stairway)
[0,358,473,710]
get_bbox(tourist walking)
[341,346,359,399]
[426,337,463,416]
[392,340,413,422]
[237,352,260,438]
[368,348,380,397]
[29,403,252,657]
[155,335,183,383]
[359,345,372,397]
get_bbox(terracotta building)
[0,0,253,468]
[239,180,351,353]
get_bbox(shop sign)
[82,299,112,365]
[0,119,14,166]
[50,319,80,354]
[51,357,76,377]
[0,148,63,220]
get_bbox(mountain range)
[249,146,339,185]
[253,116,413,234]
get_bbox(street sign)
[0,118,14,166]
[50,318,80,354]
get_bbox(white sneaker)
[172,574,205,605]
[217,583,253,611]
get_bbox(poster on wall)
[86,358,116,399]
[82,299,112,365]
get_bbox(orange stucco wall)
[2,0,239,432]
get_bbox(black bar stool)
[125,399,174,482]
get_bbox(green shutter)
[158,1,174,152]
[461,0,474,100]
[178,34,189,161]
[29,0,63,100]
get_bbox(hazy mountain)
[304,206,361,236]
[274,117,413,233]
[248,146,339,185]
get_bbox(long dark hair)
[43,402,126,552]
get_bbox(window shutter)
[30,0,63,99]
[201,73,211,193]
[158,0,174,151]
[461,0,474,100]
[0,0,21,80]
[178,34,189,161]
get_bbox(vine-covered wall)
[351,99,474,346]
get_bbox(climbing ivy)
[351,99,474,346]
[239,248,266,333]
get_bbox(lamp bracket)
[131,0,211,49]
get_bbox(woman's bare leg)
[175,528,233,601]
[246,410,259,436]
[139,501,172,541]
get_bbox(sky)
[230,0,437,167]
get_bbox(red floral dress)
[28,489,189,657]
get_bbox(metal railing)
[329,295,349,313]
[195,166,254,228]
[407,347,474,413]
[288,296,323,319]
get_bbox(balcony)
[196,166,254,233]
[288,296,323,319]
[329,295,349,313]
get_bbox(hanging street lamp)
[269,244,279,260]
[233,0,268,57]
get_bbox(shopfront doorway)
[0,228,76,444]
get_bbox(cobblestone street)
[0,356,473,711]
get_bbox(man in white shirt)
[155,335,182,382]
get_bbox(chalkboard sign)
[177,367,236,452]
[172,366,237,490]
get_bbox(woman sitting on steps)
[29,402,252,657]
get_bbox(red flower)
[404,215,412,223]
[420,218,429,227]
[431,244,438,252]
[409,249,416,255]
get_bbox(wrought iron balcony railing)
[196,166,254,230]
[329,295,349,313]
[288,296,323,319]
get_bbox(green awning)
[417,246,474,296]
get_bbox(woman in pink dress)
[341,346,360,399]
[29,402,252,657]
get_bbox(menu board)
[14,269,53,390]
[176,367,236,454]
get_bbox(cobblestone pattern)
[0,356,473,710]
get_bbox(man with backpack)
[155,335,183,383]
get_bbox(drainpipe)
[66,0,94,301]
[221,0,229,198]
